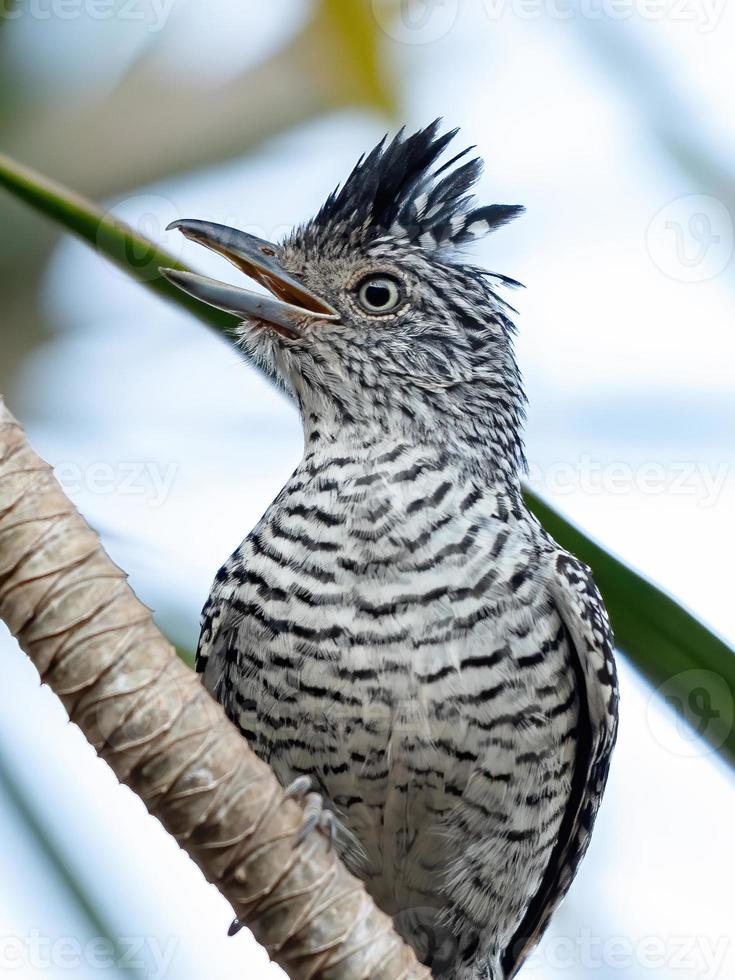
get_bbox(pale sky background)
[1,2,734,977]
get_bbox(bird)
[162,121,619,980]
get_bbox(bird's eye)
[356,275,402,314]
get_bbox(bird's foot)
[226,776,336,938]
[284,775,337,849]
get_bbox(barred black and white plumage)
[165,121,619,979]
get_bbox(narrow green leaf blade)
[0,152,238,339]
[525,489,735,765]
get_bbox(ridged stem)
[0,397,430,980]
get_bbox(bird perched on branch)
[163,122,618,979]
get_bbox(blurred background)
[1,1,734,977]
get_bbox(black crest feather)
[314,120,524,250]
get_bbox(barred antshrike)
[164,121,618,980]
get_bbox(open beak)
[160,219,337,339]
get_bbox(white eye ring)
[356,275,402,314]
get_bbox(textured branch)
[0,398,430,980]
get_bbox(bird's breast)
[205,445,574,912]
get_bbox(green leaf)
[1,152,733,768]
[0,152,239,340]
[526,490,735,765]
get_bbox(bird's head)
[164,122,526,479]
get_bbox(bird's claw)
[284,774,313,802]
[227,777,337,935]
[285,776,337,850]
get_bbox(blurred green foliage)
[0,746,142,977]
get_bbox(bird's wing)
[195,586,244,716]
[195,590,222,676]
[502,551,619,979]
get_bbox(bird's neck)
[301,413,525,498]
